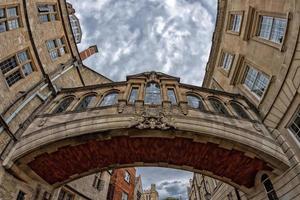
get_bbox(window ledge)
[226,30,241,36]
[218,67,231,77]
[251,36,284,52]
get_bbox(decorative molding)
[131,110,174,130]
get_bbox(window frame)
[218,50,235,76]
[46,37,68,61]
[124,170,131,183]
[75,94,97,111]
[37,3,59,23]
[0,4,22,33]
[52,96,75,114]
[230,101,251,120]
[128,87,139,104]
[226,11,244,35]
[58,189,75,200]
[167,87,177,105]
[261,174,279,200]
[144,82,162,105]
[121,191,129,200]
[208,97,230,116]
[0,49,35,88]
[287,106,300,144]
[242,64,271,100]
[186,94,206,111]
[251,11,290,51]
[99,91,119,107]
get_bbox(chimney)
[80,45,99,61]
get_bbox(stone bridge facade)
[3,72,289,194]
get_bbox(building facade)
[0,0,110,199]
[188,174,247,200]
[203,0,300,199]
[134,175,144,200]
[107,168,136,200]
[142,184,159,200]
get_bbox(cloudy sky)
[69,0,217,199]
[70,0,217,86]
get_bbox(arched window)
[53,96,74,113]
[209,98,229,115]
[144,82,161,105]
[75,94,96,111]
[230,101,250,119]
[261,174,278,200]
[100,92,118,107]
[187,95,205,111]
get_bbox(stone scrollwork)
[131,110,174,130]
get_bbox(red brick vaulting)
[28,136,271,188]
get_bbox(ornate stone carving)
[118,100,127,113]
[131,110,174,130]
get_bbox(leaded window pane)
[7,7,17,17]
[167,89,177,104]
[259,16,273,39]
[209,98,229,115]
[7,19,19,30]
[145,83,161,105]
[289,109,300,142]
[22,63,33,76]
[53,97,74,113]
[187,95,205,111]
[129,88,138,103]
[16,191,25,200]
[221,53,233,70]
[270,18,287,43]
[0,8,5,18]
[17,51,29,63]
[6,70,22,86]
[231,102,250,119]
[0,56,17,74]
[50,50,59,60]
[39,14,49,22]
[76,95,96,111]
[50,14,56,21]
[261,174,278,200]
[0,22,6,32]
[56,38,63,46]
[230,14,242,32]
[47,40,56,49]
[48,5,55,12]
[244,67,257,89]
[59,47,65,55]
[252,73,269,97]
[100,92,118,107]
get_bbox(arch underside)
[27,131,272,189]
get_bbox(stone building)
[188,174,246,200]
[203,0,300,199]
[107,168,136,200]
[134,175,144,200]
[0,0,110,199]
[142,184,159,200]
